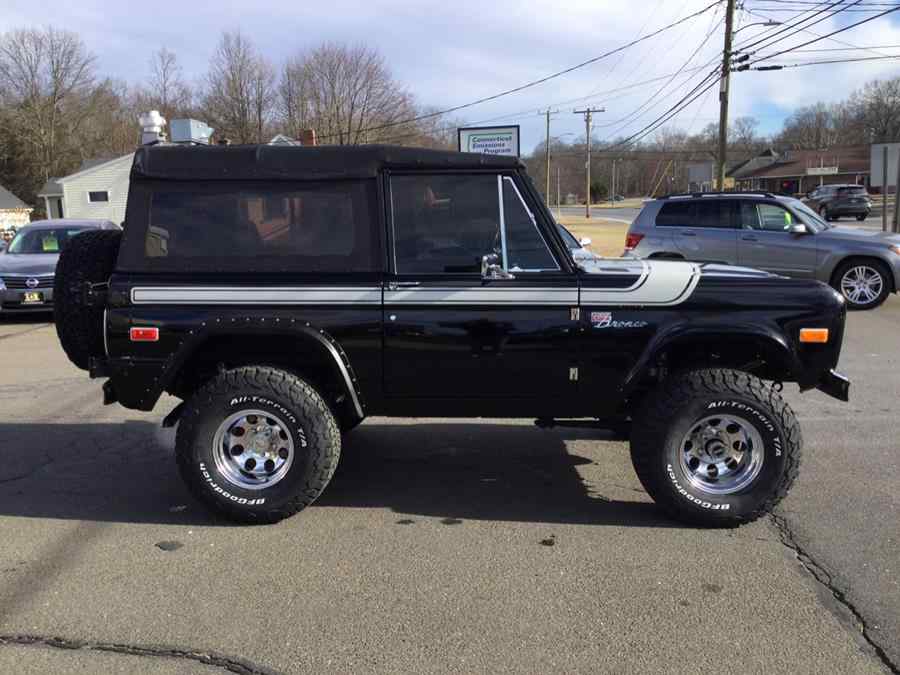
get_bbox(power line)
[742,6,895,56]
[737,0,865,55]
[781,43,900,50]
[749,3,900,62]
[741,53,900,67]
[315,0,725,142]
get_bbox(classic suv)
[625,192,900,310]
[53,145,849,528]
[0,219,119,314]
[803,184,872,222]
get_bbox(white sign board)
[458,126,520,157]
[871,143,900,188]
[806,166,838,176]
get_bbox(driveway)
[0,303,896,673]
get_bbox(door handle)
[386,281,420,290]
[741,234,758,241]
[680,230,696,236]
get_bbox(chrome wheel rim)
[840,266,883,306]
[212,409,294,491]
[679,414,765,495]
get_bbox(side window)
[737,202,761,230]
[390,174,558,275]
[756,204,795,232]
[656,202,693,227]
[693,200,734,229]
[391,174,499,274]
[123,180,379,273]
[502,178,558,271]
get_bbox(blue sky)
[3,0,899,154]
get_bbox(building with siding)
[0,184,33,232]
[37,154,134,225]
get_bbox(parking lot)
[0,297,897,674]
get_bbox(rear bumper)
[827,204,869,216]
[816,369,850,401]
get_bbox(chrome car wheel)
[840,265,883,306]
[212,409,295,490]
[679,414,765,495]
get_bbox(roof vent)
[170,119,215,145]
[139,111,167,145]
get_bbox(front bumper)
[816,369,850,401]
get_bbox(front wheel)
[176,366,340,523]
[819,206,830,221]
[630,369,801,527]
[833,259,890,310]
[856,214,867,222]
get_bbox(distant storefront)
[733,146,870,195]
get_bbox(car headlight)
[889,245,900,256]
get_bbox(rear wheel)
[856,214,867,222]
[176,366,340,523]
[630,369,801,527]
[833,259,890,310]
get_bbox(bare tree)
[0,27,100,184]
[730,116,762,156]
[279,43,421,145]
[140,47,192,121]
[202,31,274,143]
[851,77,900,143]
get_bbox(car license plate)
[23,292,43,304]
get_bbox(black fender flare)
[621,320,798,397]
[147,317,365,418]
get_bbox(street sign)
[806,166,838,176]
[871,143,899,188]
[457,126,520,157]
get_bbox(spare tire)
[54,229,122,371]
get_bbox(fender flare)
[621,321,797,396]
[149,318,365,417]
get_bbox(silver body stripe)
[131,286,382,305]
[581,260,701,306]
[385,287,577,305]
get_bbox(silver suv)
[625,192,900,310]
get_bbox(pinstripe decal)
[131,286,382,305]
[384,287,577,305]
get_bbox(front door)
[736,201,817,277]
[383,172,577,408]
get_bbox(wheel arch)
[828,254,896,293]
[622,325,798,405]
[164,325,365,425]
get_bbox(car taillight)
[130,327,160,342]
[625,233,644,251]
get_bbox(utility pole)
[716,0,736,192]
[894,147,900,233]
[557,165,561,219]
[574,108,604,218]
[540,109,559,205]
[882,145,889,232]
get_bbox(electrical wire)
[737,0,864,55]
[314,0,725,141]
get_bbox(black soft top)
[131,143,523,182]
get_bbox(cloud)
[2,0,898,152]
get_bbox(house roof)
[0,184,31,210]
[132,144,522,182]
[37,177,63,197]
[739,145,870,180]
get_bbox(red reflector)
[624,233,644,251]
[130,327,159,342]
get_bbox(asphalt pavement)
[0,302,897,674]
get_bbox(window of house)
[390,174,557,275]
[88,191,109,203]
[120,180,380,273]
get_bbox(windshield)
[786,199,829,232]
[556,223,580,249]
[7,227,90,254]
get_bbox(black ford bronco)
[54,144,850,527]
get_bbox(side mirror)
[578,237,592,247]
[789,224,808,235]
[481,253,515,280]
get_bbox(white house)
[0,183,33,232]
[37,154,134,225]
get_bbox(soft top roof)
[131,143,523,182]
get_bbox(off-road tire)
[53,229,122,370]
[831,258,891,311]
[176,366,341,523]
[630,369,802,528]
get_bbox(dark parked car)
[803,184,872,221]
[52,144,848,528]
[625,192,900,310]
[0,219,119,314]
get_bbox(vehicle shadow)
[0,420,678,528]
